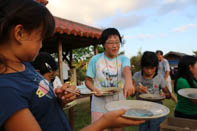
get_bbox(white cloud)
[173,25,188,32]
[47,0,157,26]
[157,33,167,38]
[46,0,196,32]
[173,24,197,32]
[125,34,154,40]
[163,0,177,4]
[158,0,196,15]
[136,34,154,40]
[189,24,197,28]
[124,35,135,39]
[110,15,146,30]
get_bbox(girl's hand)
[160,91,166,98]
[80,109,145,131]
[54,83,77,107]
[101,109,145,128]
[136,84,148,93]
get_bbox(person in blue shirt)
[0,0,73,130]
[0,0,144,131]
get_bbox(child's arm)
[4,108,41,131]
[162,87,171,99]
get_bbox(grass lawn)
[65,95,176,131]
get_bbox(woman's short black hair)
[32,52,57,75]
[100,28,122,46]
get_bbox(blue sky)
[47,0,197,58]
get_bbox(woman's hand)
[92,87,102,96]
[123,81,135,98]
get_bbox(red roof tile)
[36,0,48,5]
[36,0,102,39]
[54,16,102,39]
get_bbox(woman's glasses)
[105,41,120,45]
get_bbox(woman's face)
[190,62,197,77]
[103,35,120,58]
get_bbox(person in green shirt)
[174,55,197,120]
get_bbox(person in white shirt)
[63,61,70,82]
[156,50,177,103]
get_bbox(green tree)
[130,49,142,74]
[119,51,125,55]
[97,45,104,53]
[73,45,105,81]
[72,46,94,82]
[193,51,197,56]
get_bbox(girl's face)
[43,71,56,82]
[104,35,120,58]
[189,62,197,77]
[19,27,43,62]
[143,66,156,78]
